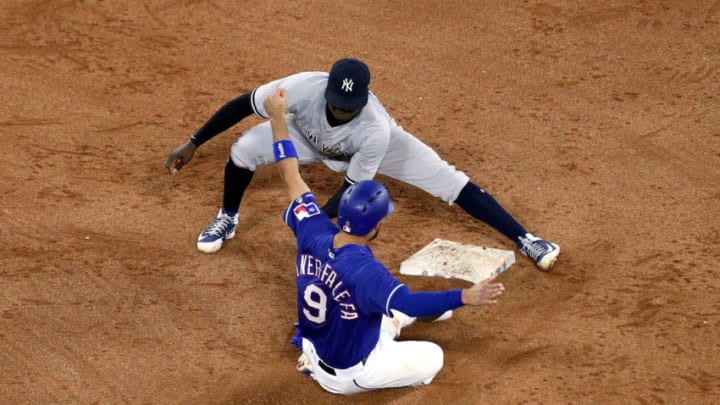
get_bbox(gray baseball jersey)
[230,71,469,203]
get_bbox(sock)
[222,158,254,217]
[455,182,527,246]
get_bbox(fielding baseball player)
[263,87,505,394]
[165,58,560,270]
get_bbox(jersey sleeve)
[283,191,336,246]
[346,122,391,182]
[251,72,324,119]
[351,261,404,317]
[389,286,464,316]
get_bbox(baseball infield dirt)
[1,1,718,404]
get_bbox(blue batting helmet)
[337,180,395,236]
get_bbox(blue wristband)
[273,140,298,162]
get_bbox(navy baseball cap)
[325,58,370,111]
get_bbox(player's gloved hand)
[321,179,353,218]
[165,140,197,174]
[461,278,505,306]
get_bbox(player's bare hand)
[263,88,288,119]
[164,140,197,174]
[461,278,505,306]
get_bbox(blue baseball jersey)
[283,192,404,369]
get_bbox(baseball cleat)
[518,233,560,271]
[197,209,238,253]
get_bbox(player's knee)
[428,342,444,375]
[418,342,444,385]
[228,154,248,170]
[229,147,262,171]
[229,132,273,170]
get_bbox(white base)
[399,238,515,283]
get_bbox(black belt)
[318,357,368,376]
[318,360,337,376]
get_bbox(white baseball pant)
[230,117,470,204]
[300,311,444,395]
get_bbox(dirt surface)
[2,1,719,404]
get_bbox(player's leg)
[300,319,444,395]
[197,119,320,253]
[455,182,560,270]
[380,309,451,339]
[378,126,559,270]
[348,316,444,393]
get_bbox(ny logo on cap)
[341,78,354,92]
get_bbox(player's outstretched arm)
[263,88,310,201]
[389,278,505,318]
[164,92,255,175]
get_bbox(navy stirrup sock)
[455,182,527,244]
[222,158,254,217]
